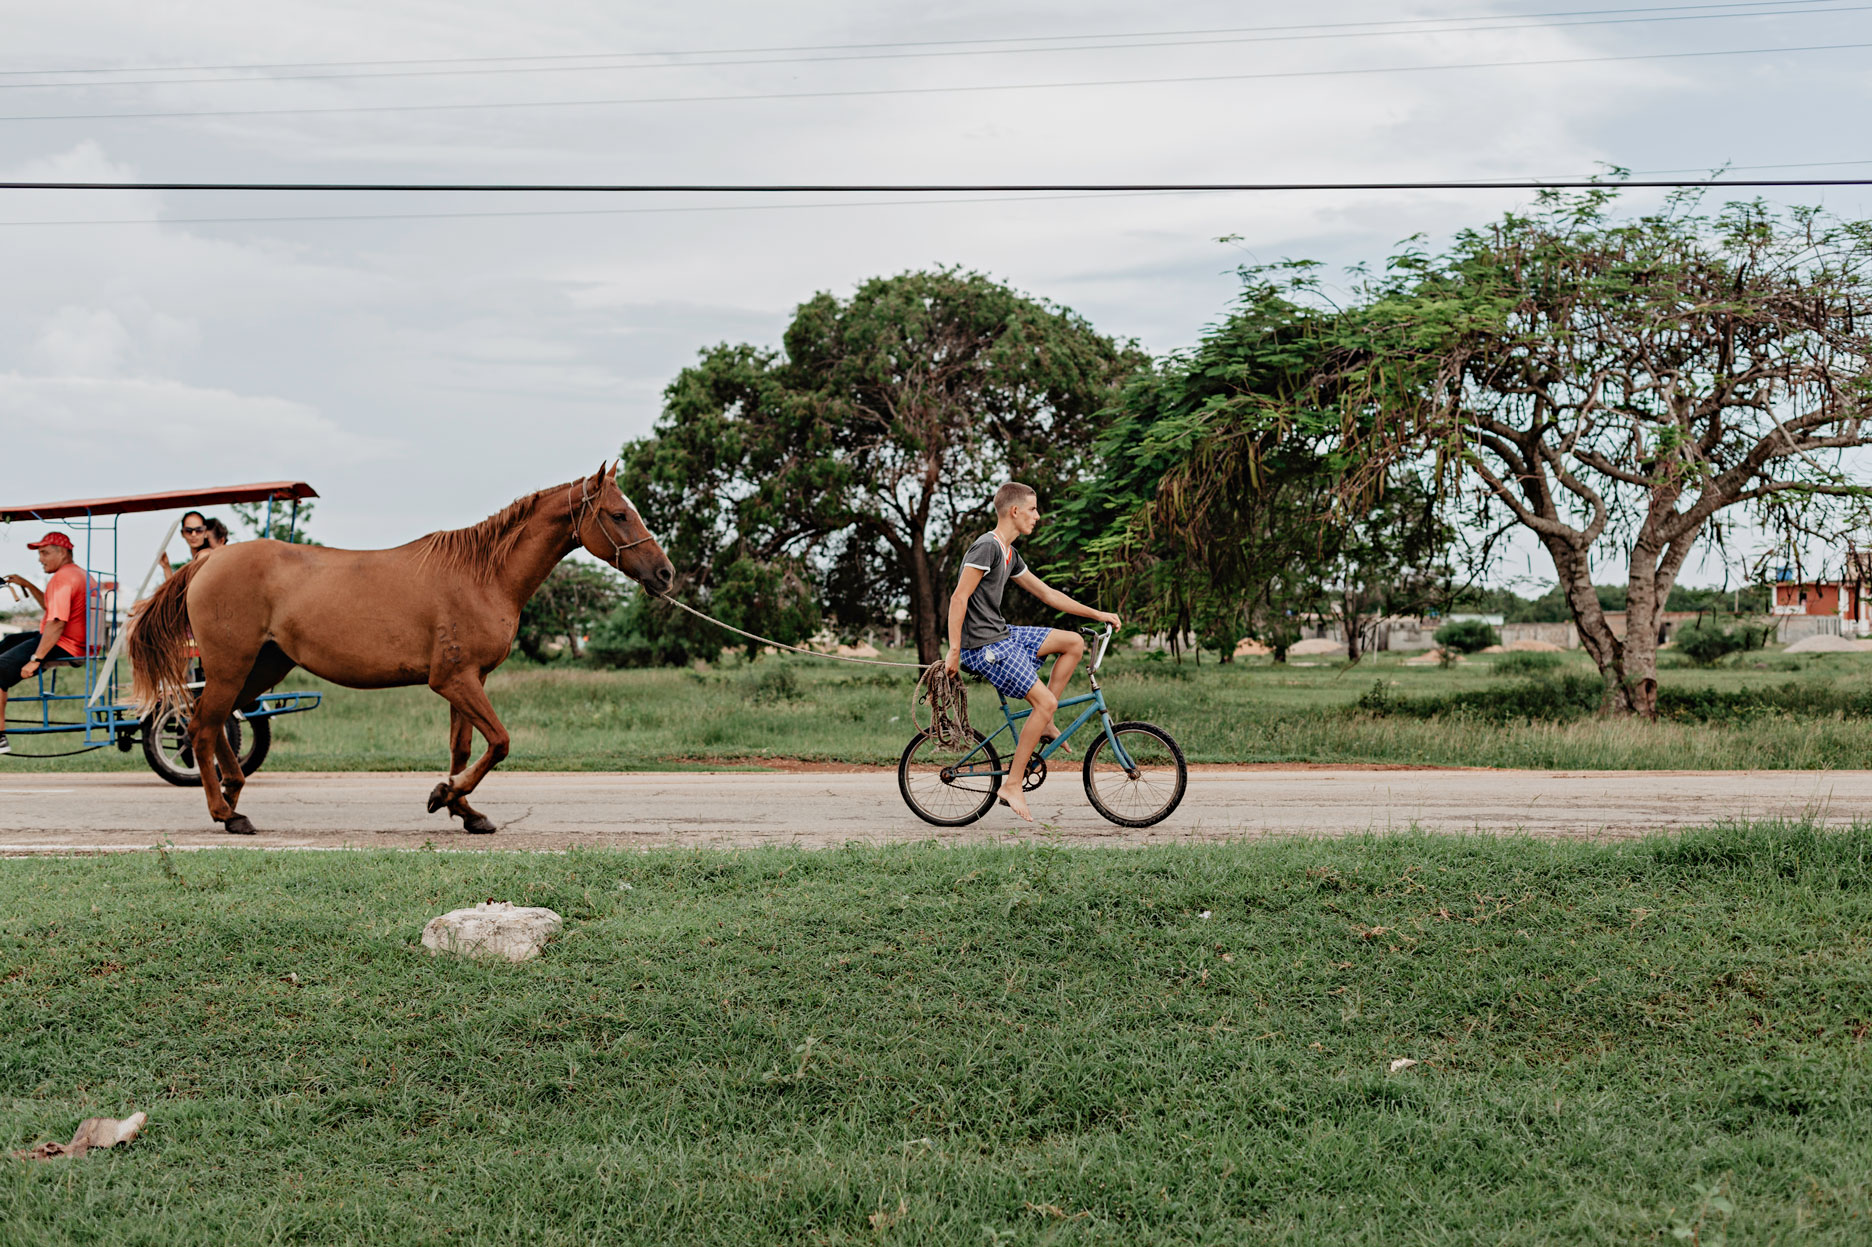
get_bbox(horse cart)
[0,483,323,784]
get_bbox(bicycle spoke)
[1086,724,1185,827]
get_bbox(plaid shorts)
[960,625,1051,699]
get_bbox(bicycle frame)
[948,625,1137,781]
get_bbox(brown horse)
[129,464,674,835]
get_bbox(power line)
[3,38,1866,124]
[3,3,1854,90]
[5,178,1871,194]
[0,0,1831,79]
[4,163,1870,228]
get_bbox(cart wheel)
[1082,721,1188,828]
[898,728,1001,827]
[141,708,271,787]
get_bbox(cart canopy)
[0,482,319,524]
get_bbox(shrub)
[586,598,702,668]
[1491,651,1563,678]
[1355,675,1603,723]
[747,663,803,703]
[1433,619,1498,653]
[1673,619,1746,666]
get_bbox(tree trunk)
[1620,550,1664,720]
[1340,590,1365,662]
[1543,535,1639,715]
[909,537,941,666]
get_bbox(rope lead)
[655,593,973,748]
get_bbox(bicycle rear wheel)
[1082,721,1187,827]
[898,728,1002,827]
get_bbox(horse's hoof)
[462,814,497,834]
[223,815,257,836]
[426,782,451,814]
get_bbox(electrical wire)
[3,3,1857,90]
[0,0,1835,79]
[3,38,1864,125]
[3,175,1871,229]
[5,178,1872,194]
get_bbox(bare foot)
[998,783,1035,823]
[1041,721,1072,756]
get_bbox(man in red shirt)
[0,533,91,755]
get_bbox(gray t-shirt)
[959,532,1027,650]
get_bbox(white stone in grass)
[422,901,562,963]
[1388,1058,1420,1074]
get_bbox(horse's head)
[574,462,675,593]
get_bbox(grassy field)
[1,823,1867,1243]
[9,645,1872,774]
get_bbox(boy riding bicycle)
[943,482,1121,823]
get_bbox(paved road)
[0,767,1864,852]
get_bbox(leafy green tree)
[516,562,627,661]
[1054,275,1452,662]
[710,557,821,660]
[586,592,704,668]
[231,499,320,545]
[1340,190,1872,715]
[621,268,1141,663]
[1433,619,1498,653]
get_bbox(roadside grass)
[2,823,1869,1243]
[10,646,1872,774]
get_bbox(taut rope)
[653,594,971,748]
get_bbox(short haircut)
[206,518,231,543]
[181,511,206,527]
[993,482,1037,516]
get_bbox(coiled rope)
[655,594,972,748]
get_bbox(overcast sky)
[4,0,1870,592]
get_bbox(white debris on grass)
[19,1112,146,1161]
[1288,638,1343,656]
[1388,1058,1420,1074]
[422,901,563,963]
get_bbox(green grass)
[10,646,1872,774]
[2,824,1869,1243]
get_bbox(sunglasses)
[181,526,207,535]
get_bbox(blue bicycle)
[898,624,1187,827]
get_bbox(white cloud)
[0,373,397,468]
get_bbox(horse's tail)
[129,560,204,715]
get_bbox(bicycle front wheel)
[1082,721,1187,827]
[899,728,1002,827]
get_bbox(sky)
[4,0,1871,594]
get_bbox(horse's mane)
[411,487,557,581]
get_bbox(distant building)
[1770,549,1870,637]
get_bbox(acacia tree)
[1348,191,1872,715]
[622,268,1139,663]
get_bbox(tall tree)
[1345,191,1872,715]
[1054,275,1452,660]
[622,268,1140,663]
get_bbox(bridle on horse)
[571,475,658,561]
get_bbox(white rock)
[422,901,563,963]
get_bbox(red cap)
[26,532,73,551]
